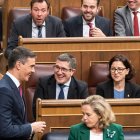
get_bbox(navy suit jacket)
[96,79,140,98]
[0,74,31,140]
[33,75,89,117]
[5,14,65,58]
[63,15,113,37]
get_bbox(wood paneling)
[19,37,140,85]
[17,36,140,130]
[2,0,128,49]
[81,50,140,83]
[59,0,81,18]
[36,98,140,140]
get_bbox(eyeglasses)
[53,65,71,73]
[110,67,126,73]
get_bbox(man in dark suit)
[0,46,46,140]
[33,53,89,118]
[5,0,65,59]
[63,0,112,37]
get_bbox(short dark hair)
[108,54,135,80]
[8,46,36,69]
[56,53,77,69]
[81,0,100,6]
[30,0,50,9]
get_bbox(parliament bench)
[35,98,140,140]
[41,131,140,140]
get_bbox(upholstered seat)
[61,6,104,20]
[88,63,109,95]
[24,64,54,122]
[8,8,30,37]
[41,131,140,140]
[41,132,69,140]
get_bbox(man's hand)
[90,27,106,37]
[31,121,46,133]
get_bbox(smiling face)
[17,57,36,82]
[31,1,49,26]
[54,60,75,84]
[81,104,100,129]
[81,0,98,22]
[110,61,129,83]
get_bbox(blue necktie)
[58,84,65,99]
[37,26,42,38]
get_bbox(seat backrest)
[61,6,104,20]
[8,8,30,37]
[88,63,109,95]
[124,131,140,140]
[41,132,69,140]
[41,130,140,140]
[24,64,54,122]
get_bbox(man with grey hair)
[33,53,89,118]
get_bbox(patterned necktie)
[37,26,42,38]
[133,11,139,36]
[58,84,65,99]
[87,22,93,37]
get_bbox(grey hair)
[56,53,77,69]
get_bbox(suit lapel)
[4,75,25,121]
[80,124,89,140]
[106,80,114,98]
[26,14,32,37]
[103,124,118,140]
[76,16,83,37]
[45,16,52,37]
[47,76,56,99]
[67,77,77,99]
[125,6,133,35]
[95,16,102,29]
[124,82,132,98]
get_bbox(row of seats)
[24,63,109,122]
[4,6,104,39]
[41,131,140,140]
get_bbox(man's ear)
[15,60,21,70]
[71,69,76,76]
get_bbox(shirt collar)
[82,17,95,25]
[57,77,71,87]
[129,7,140,13]
[6,71,20,88]
[32,19,45,28]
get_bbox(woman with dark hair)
[96,54,140,98]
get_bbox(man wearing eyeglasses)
[33,53,89,118]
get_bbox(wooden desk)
[36,98,140,140]
[19,37,140,84]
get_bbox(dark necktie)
[58,84,65,99]
[87,22,93,37]
[19,85,22,97]
[133,11,139,36]
[37,26,42,38]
